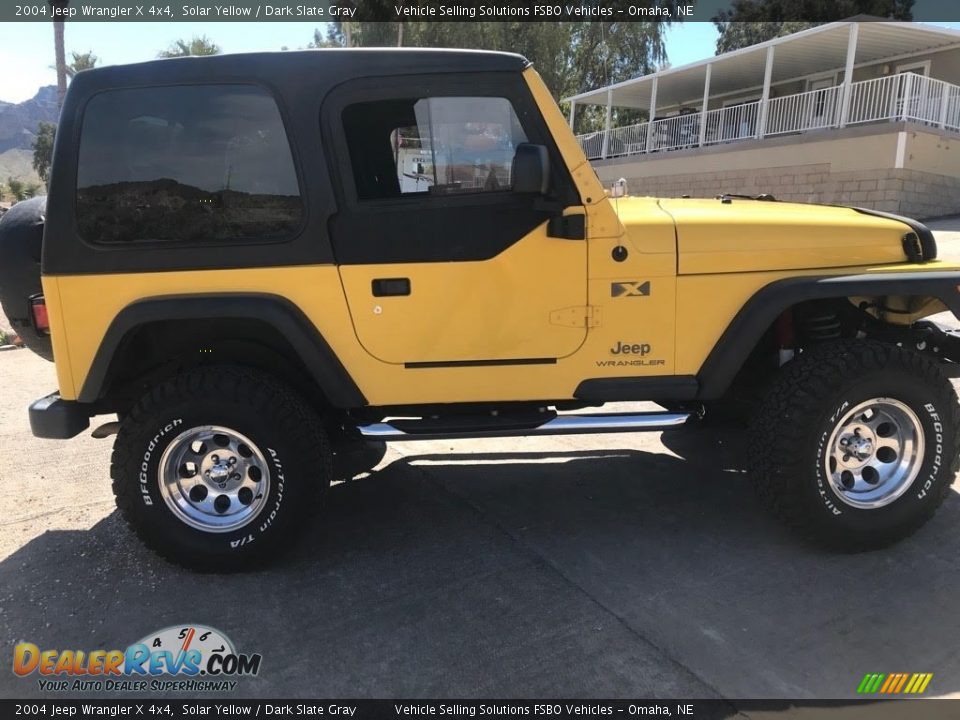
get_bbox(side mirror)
[512,143,549,195]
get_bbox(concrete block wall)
[593,124,960,220]
[621,166,960,219]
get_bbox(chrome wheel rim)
[825,398,924,509]
[158,425,271,533]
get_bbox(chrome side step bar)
[357,411,690,441]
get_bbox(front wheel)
[749,340,960,551]
[111,366,330,571]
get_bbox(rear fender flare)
[78,293,366,408]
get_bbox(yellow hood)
[615,196,918,275]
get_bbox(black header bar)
[2,1,960,23]
[2,699,960,719]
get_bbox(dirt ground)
[2,222,960,699]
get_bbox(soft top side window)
[76,84,303,245]
[342,96,528,201]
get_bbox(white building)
[567,21,960,218]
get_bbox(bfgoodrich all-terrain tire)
[748,340,960,551]
[111,366,331,571]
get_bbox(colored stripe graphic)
[857,672,932,694]
[858,673,885,693]
[905,673,933,693]
[879,674,896,693]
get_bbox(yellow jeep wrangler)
[2,49,959,570]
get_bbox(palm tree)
[158,35,222,58]
[66,50,98,78]
[48,0,69,110]
[48,50,98,81]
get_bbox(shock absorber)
[776,309,796,366]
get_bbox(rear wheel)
[749,340,960,550]
[111,366,330,571]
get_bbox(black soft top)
[46,48,533,276]
[70,48,529,91]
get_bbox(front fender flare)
[696,272,960,400]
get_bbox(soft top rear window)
[76,84,302,245]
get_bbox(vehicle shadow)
[1,427,959,700]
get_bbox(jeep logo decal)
[611,281,650,297]
[610,342,651,355]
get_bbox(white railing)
[649,113,700,151]
[904,74,960,131]
[703,101,760,145]
[576,131,604,160]
[575,73,960,160]
[766,85,843,135]
[944,84,960,131]
[904,74,947,125]
[847,74,908,125]
[606,122,649,156]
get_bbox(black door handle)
[372,278,411,297]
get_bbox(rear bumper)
[29,393,90,439]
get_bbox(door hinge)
[550,305,601,328]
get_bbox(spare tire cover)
[0,195,53,361]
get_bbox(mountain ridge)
[0,85,58,154]
[0,86,57,183]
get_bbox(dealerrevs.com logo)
[13,624,262,693]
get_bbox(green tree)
[66,50,98,77]
[307,28,341,49]
[360,22,663,132]
[158,35,221,58]
[713,22,815,54]
[49,0,70,109]
[32,122,57,186]
[7,178,26,202]
[24,183,41,199]
[713,1,914,53]
[318,20,670,127]
[49,49,98,80]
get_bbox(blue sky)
[665,22,720,68]
[1,21,324,102]
[1,21,958,104]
